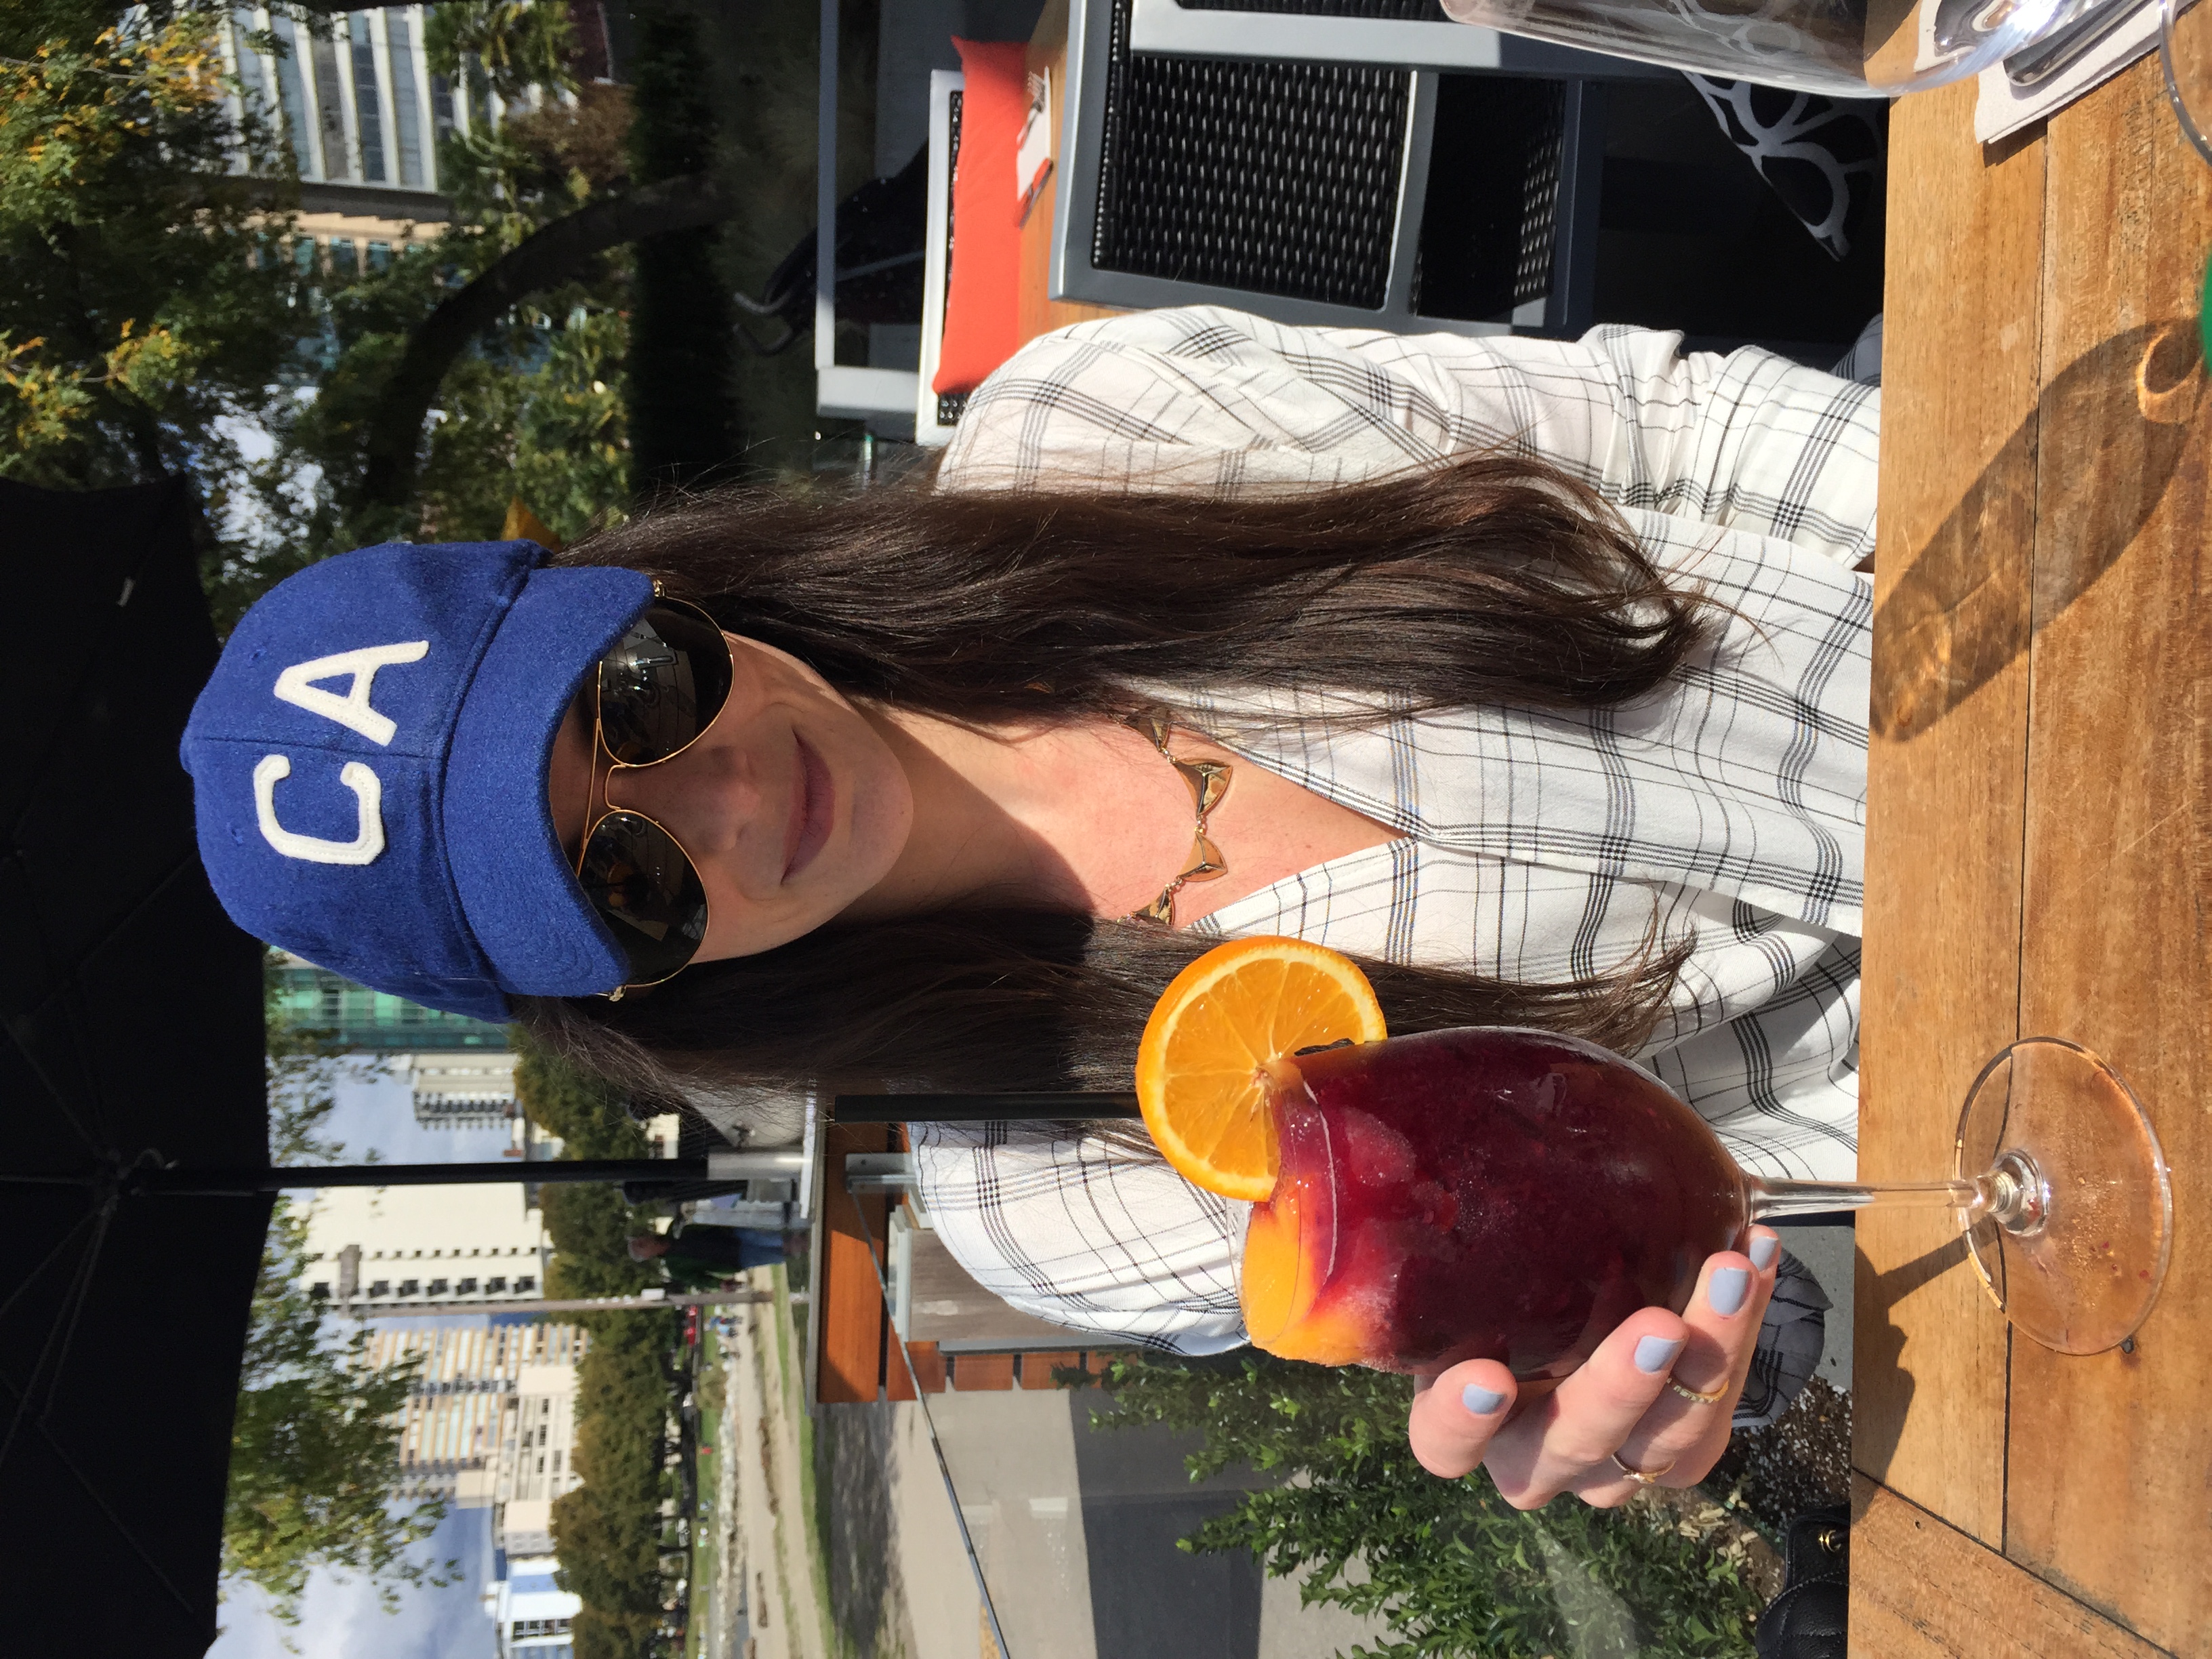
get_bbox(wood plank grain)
[907,1340,949,1395]
[1022,0,1123,348]
[2007,47,2212,1653]
[1849,1475,2167,1657]
[1017,1351,1080,1389]
[815,1124,891,1405]
[951,1352,1016,1391]
[1855,76,2045,1546]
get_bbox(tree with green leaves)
[552,1312,680,1658]
[0,1,298,578]
[514,1034,687,1656]
[222,965,453,1628]
[1082,1351,1768,1659]
[224,1204,454,1626]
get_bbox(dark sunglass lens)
[596,604,734,764]
[577,812,710,983]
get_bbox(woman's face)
[547,630,914,965]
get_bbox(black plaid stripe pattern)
[914,307,1876,1355]
[943,306,1879,571]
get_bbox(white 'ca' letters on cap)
[254,755,386,865]
[272,640,429,746]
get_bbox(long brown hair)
[515,453,1707,1124]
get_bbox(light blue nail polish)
[1633,1335,1685,1374]
[1709,1266,1752,1317]
[1748,1235,1780,1272]
[1462,1383,1506,1416]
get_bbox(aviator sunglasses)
[572,592,735,996]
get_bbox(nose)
[604,739,763,860]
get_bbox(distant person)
[630,1226,785,1292]
[185,306,1876,1509]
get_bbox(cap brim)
[443,564,655,1000]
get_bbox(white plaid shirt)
[914,308,1877,1361]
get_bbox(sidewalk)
[722,1269,832,1659]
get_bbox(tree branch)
[360,171,737,510]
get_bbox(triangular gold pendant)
[1174,757,1232,816]
[1134,891,1176,924]
[1181,834,1226,882]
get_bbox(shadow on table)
[1849,1231,1973,1481]
[1872,318,2207,743]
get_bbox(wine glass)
[1240,1027,2169,1375]
[1437,0,2093,97]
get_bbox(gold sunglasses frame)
[575,590,731,999]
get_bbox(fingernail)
[1748,1235,1780,1272]
[1709,1267,1752,1317]
[1633,1335,1685,1374]
[1462,1383,1507,1416]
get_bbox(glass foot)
[1954,1038,2171,1355]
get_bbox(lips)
[784,733,833,882]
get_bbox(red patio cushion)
[933,37,1028,397]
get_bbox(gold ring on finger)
[1666,1377,1728,1406]
[1607,1450,1677,1487]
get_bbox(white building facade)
[367,1323,588,1511]
[401,1049,521,1129]
[485,1554,582,1659]
[304,1179,551,1313]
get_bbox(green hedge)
[1080,1352,1763,1659]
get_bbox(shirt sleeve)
[908,1120,1252,1355]
[939,305,1879,570]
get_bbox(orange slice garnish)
[1134,937,1387,1201]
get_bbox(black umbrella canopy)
[0,478,269,1656]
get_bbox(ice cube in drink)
[1240,1028,1748,1377]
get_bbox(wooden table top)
[1853,32,2212,1658]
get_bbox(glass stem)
[1747,1174,1984,1223]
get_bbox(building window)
[368,1281,390,1297]
[309,1282,330,1300]
[515,1276,536,1293]
[384,10,425,185]
[398,1279,420,1296]
[457,1277,478,1294]
[346,12,385,182]
[487,1277,507,1293]
[428,1279,450,1296]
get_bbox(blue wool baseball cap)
[182,540,657,1020]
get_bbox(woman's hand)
[1405,1230,1782,1507]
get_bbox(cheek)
[844,735,913,879]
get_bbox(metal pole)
[344,1290,778,1318]
[129,1148,807,1195]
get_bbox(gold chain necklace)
[1124,707,1232,926]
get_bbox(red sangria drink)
[1240,1028,1747,1378]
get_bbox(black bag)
[1755,1505,1849,1659]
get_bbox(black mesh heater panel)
[1180,0,1450,18]
[1412,73,1567,321]
[1094,0,1411,309]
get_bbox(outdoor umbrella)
[0,476,269,1657]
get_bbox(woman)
[184,306,1876,1510]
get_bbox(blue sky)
[211,1063,520,1658]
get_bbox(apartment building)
[368,1323,588,1510]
